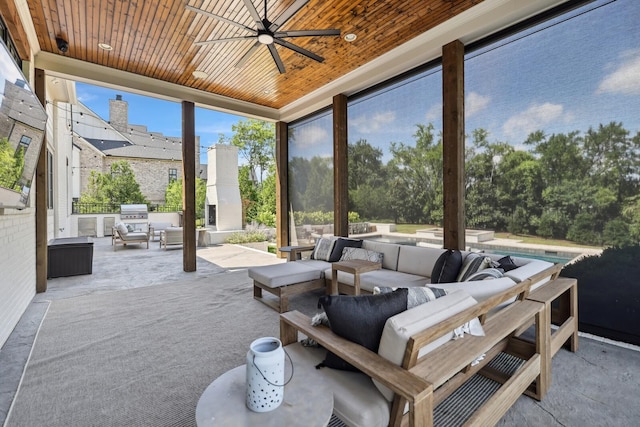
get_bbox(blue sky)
[75,83,245,165]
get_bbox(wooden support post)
[442,40,465,250]
[333,94,348,237]
[181,101,196,272]
[34,68,47,293]
[275,121,288,257]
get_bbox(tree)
[79,161,148,205]
[225,119,275,184]
[0,137,24,190]
[164,178,206,220]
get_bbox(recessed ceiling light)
[98,43,113,51]
[192,70,208,79]
[344,33,357,42]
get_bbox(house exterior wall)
[103,157,183,204]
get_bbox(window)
[347,63,443,227]
[288,109,334,244]
[0,17,21,68]
[16,135,31,155]
[168,168,177,182]
[47,150,54,209]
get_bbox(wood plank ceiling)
[27,0,482,110]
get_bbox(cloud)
[465,92,491,118]
[597,50,640,95]
[503,103,567,140]
[77,91,98,103]
[350,111,396,134]
[292,125,329,148]
[425,103,441,122]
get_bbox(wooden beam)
[182,101,196,272]
[333,94,348,237]
[275,121,289,257]
[442,40,465,250]
[34,68,47,293]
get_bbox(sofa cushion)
[374,290,479,401]
[431,249,463,283]
[248,262,322,288]
[286,342,391,427]
[504,259,555,289]
[356,269,430,293]
[311,237,336,261]
[318,289,408,371]
[340,247,383,263]
[329,238,363,262]
[397,245,444,277]
[121,232,148,241]
[361,241,401,270]
[456,253,493,281]
[296,259,333,275]
[434,276,518,304]
[374,285,448,309]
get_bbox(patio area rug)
[5,270,322,427]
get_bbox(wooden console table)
[331,259,381,295]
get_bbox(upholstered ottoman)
[248,262,327,312]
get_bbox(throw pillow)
[466,268,505,281]
[317,289,408,371]
[311,237,336,261]
[431,249,463,283]
[126,224,134,232]
[339,247,383,263]
[116,222,128,236]
[374,286,448,309]
[456,253,493,282]
[497,255,519,272]
[328,238,363,262]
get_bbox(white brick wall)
[0,209,36,348]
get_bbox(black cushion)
[328,238,363,262]
[497,255,519,272]
[317,289,408,371]
[431,249,463,283]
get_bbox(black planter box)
[48,237,94,278]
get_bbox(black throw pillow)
[431,249,463,283]
[328,238,363,262]
[497,255,519,272]
[317,289,408,371]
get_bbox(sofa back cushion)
[373,290,478,401]
[362,241,401,270]
[396,246,444,277]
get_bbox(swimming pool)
[364,236,578,264]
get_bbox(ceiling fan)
[186,0,340,73]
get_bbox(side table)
[196,364,333,427]
[331,259,381,295]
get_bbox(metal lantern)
[245,337,285,412]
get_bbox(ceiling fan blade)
[274,29,341,38]
[241,0,266,30]
[186,5,254,33]
[274,39,324,62]
[267,44,286,74]
[269,0,309,31]
[235,41,262,68]
[194,36,256,46]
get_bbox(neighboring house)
[68,94,201,204]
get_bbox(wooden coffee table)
[195,364,333,427]
[331,259,382,295]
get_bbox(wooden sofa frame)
[281,265,570,427]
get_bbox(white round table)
[196,364,334,426]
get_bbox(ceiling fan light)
[258,33,274,45]
[98,43,113,51]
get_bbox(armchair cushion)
[318,289,408,371]
[374,289,480,401]
[115,222,128,236]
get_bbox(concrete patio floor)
[1,237,638,426]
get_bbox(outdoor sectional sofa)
[248,239,558,312]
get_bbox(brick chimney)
[109,94,128,133]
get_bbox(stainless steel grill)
[120,204,148,220]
